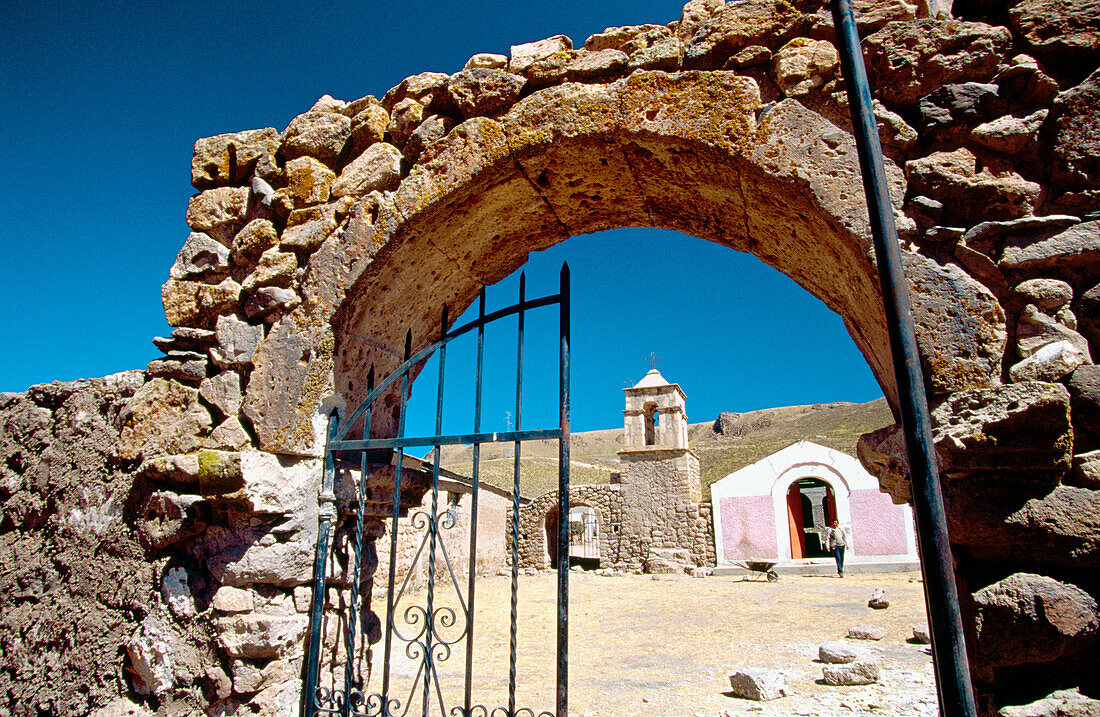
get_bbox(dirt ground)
[372,570,937,717]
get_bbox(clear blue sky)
[0,0,883,433]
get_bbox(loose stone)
[822,660,880,686]
[728,668,790,701]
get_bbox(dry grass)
[436,398,893,499]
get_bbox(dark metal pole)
[556,263,571,717]
[829,1,976,714]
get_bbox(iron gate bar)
[305,268,568,717]
[333,294,563,445]
[463,290,486,717]
[304,411,341,717]
[829,1,977,715]
[424,305,450,717]
[509,273,525,716]
[329,429,563,453]
[382,332,412,717]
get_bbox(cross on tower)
[646,352,661,370]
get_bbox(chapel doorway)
[786,478,837,559]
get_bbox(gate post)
[303,410,341,717]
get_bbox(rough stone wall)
[615,450,706,571]
[515,453,714,573]
[0,374,226,716]
[515,484,623,570]
[0,372,360,715]
[3,0,1098,714]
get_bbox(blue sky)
[0,0,883,433]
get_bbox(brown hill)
[436,398,893,500]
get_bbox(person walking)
[826,519,847,577]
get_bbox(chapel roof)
[633,368,671,388]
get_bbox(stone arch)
[237,68,1011,454]
[517,486,619,570]
[142,0,1100,711]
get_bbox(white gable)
[710,440,880,499]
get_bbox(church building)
[710,440,919,573]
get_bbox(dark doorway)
[786,478,836,559]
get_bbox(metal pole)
[556,263,571,717]
[829,1,977,714]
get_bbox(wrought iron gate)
[303,265,571,717]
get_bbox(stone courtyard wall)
[516,484,624,570]
[2,0,1099,714]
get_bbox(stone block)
[1015,279,1074,314]
[974,573,1099,667]
[946,484,1100,568]
[1047,70,1100,191]
[215,613,308,659]
[931,382,1073,474]
[861,20,1011,107]
[819,640,870,664]
[822,660,880,685]
[161,278,242,329]
[998,688,1100,717]
[509,35,572,74]
[443,69,527,119]
[403,114,456,164]
[118,379,213,461]
[199,370,243,419]
[170,232,230,280]
[682,0,806,69]
[728,668,790,701]
[848,625,887,641]
[186,187,251,238]
[278,156,335,209]
[465,53,508,70]
[212,315,264,369]
[380,71,449,112]
[1010,341,1089,383]
[146,357,207,385]
[241,249,297,292]
[212,586,255,614]
[191,128,280,189]
[161,566,196,618]
[231,219,279,266]
[332,142,403,198]
[771,38,838,98]
[281,111,351,166]
[906,148,1040,223]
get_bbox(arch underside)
[335,74,889,431]
[247,71,1006,453]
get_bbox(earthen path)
[374,571,936,717]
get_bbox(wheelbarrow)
[736,560,779,582]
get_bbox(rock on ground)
[822,660,881,686]
[728,667,790,701]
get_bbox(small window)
[644,403,658,446]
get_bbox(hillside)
[436,398,894,500]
